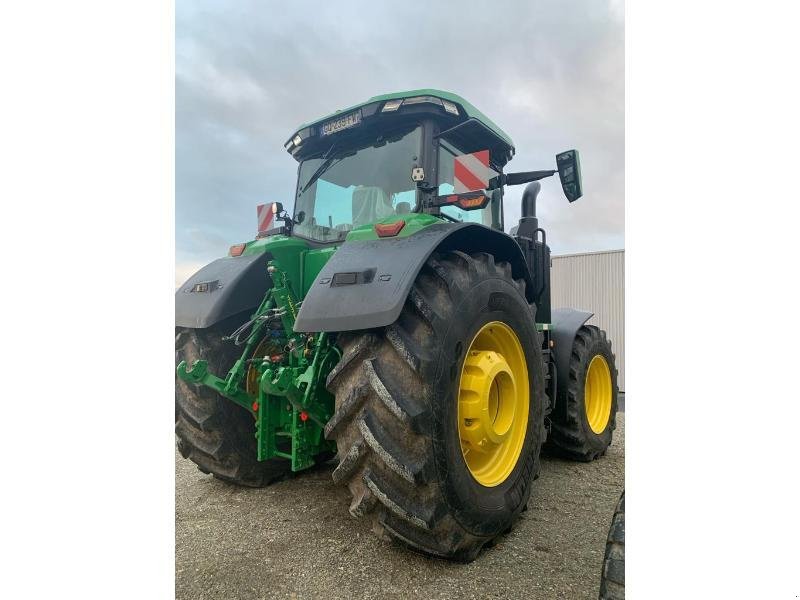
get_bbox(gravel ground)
[176,411,624,599]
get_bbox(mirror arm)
[488,169,556,190]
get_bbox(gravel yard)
[176,410,624,599]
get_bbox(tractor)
[176,89,619,562]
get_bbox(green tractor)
[176,89,619,561]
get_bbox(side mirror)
[556,150,582,202]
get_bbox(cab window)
[293,126,421,243]
[437,140,496,227]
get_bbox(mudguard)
[175,253,270,329]
[293,222,534,332]
[550,307,594,402]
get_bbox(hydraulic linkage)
[177,259,338,471]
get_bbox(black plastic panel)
[550,307,594,413]
[294,222,534,332]
[175,253,270,329]
[514,235,552,324]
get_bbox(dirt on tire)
[325,251,547,561]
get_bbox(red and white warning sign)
[256,203,274,234]
[454,149,491,193]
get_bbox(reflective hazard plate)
[321,110,362,136]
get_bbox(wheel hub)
[457,322,529,487]
[459,351,517,448]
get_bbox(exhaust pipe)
[515,181,541,238]
[521,181,541,219]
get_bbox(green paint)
[176,360,252,412]
[345,212,441,241]
[177,241,337,472]
[301,245,338,296]
[243,234,340,296]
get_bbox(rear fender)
[293,222,534,332]
[175,253,270,329]
[550,307,594,411]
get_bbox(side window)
[437,141,495,226]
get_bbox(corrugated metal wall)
[550,250,625,390]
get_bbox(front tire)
[546,325,618,461]
[325,251,547,561]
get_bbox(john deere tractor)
[176,89,618,561]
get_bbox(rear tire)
[546,325,618,461]
[599,491,625,600]
[326,251,547,561]
[175,317,291,487]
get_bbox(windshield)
[293,125,421,243]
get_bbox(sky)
[176,0,624,286]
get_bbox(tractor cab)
[283,89,582,247]
[285,90,517,242]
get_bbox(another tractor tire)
[599,491,625,600]
[175,316,291,487]
[547,325,618,461]
[326,251,547,561]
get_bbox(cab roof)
[286,89,515,161]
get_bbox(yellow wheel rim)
[585,354,612,434]
[457,321,529,487]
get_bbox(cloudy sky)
[176,0,624,285]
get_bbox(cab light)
[229,243,247,257]
[382,99,403,112]
[442,100,459,115]
[374,220,406,237]
[402,95,442,107]
[292,134,302,146]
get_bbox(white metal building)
[550,249,625,391]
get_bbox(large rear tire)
[599,490,625,600]
[175,317,291,487]
[546,325,618,461]
[326,251,547,561]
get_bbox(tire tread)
[175,323,291,487]
[327,251,546,560]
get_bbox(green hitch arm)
[260,366,326,429]
[223,294,276,396]
[176,359,253,413]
